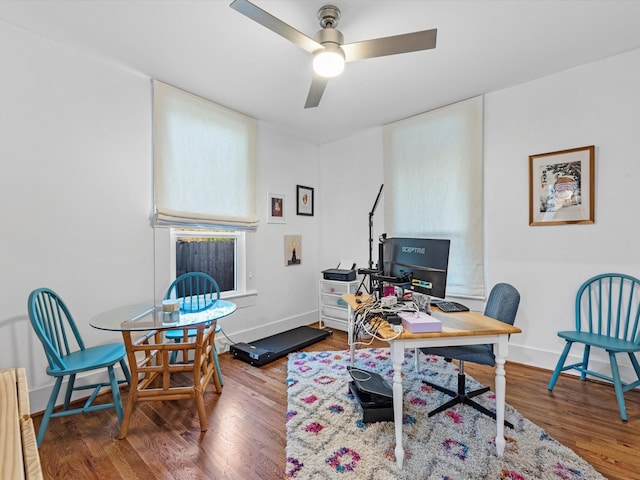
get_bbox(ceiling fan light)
[313,46,345,78]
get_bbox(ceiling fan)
[230,0,437,108]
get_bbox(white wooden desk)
[343,294,521,469]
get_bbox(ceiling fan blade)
[342,28,437,62]
[230,0,322,54]
[304,74,330,109]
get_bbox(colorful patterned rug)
[285,348,605,479]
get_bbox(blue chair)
[164,272,224,384]
[420,283,520,425]
[27,288,131,446]
[548,273,640,421]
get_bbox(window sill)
[221,289,257,309]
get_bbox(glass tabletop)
[90,300,237,332]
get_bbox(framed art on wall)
[296,185,314,216]
[267,192,286,224]
[284,235,302,266]
[529,145,595,226]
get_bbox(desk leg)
[494,336,508,456]
[348,309,355,366]
[390,342,405,469]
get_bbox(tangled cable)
[350,296,418,346]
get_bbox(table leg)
[119,331,137,439]
[494,336,508,456]
[390,342,405,469]
[193,325,208,432]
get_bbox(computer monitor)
[382,237,450,299]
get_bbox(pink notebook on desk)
[398,311,442,333]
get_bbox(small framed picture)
[296,185,314,216]
[529,145,595,226]
[267,192,286,224]
[284,235,302,266]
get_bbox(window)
[170,229,246,296]
[152,80,257,297]
[383,96,485,299]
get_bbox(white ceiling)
[2,0,640,144]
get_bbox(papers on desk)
[398,311,442,333]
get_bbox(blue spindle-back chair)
[548,273,640,421]
[164,272,224,384]
[27,288,131,446]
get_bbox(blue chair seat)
[421,344,494,366]
[165,323,221,341]
[46,343,128,376]
[557,331,640,353]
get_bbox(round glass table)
[90,300,237,332]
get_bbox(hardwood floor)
[34,328,640,479]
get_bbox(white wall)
[0,22,153,407]
[234,122,321,340]
[0,21,321,411]
[318,128,385,274]
[484,48,640,375]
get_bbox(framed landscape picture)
[529,145,595,226]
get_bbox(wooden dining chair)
[118,298,221,438]
[27,288,131,446]
[164,272,224,384]
[548,273,640,421]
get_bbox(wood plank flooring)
[33,328,640,479]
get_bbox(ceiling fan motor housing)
[314,26,344,48]
[318,5,340,28]
[315,5,344,50]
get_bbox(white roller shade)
[153,80,258,229]
[383,96,485,298]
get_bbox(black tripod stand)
[357,184,384,295]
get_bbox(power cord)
[216,326,238,350]
[350,297,417,345]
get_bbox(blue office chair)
[28,288,131,446]
[164,272,224,384]
[420,283,520,426]
[548,273,640,421]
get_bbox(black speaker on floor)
[347,366,394,423]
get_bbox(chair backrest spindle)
[165,272,220,313]
[28,288,87,372]
[575,273,640,345]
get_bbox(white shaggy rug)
[285,348,605,480]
